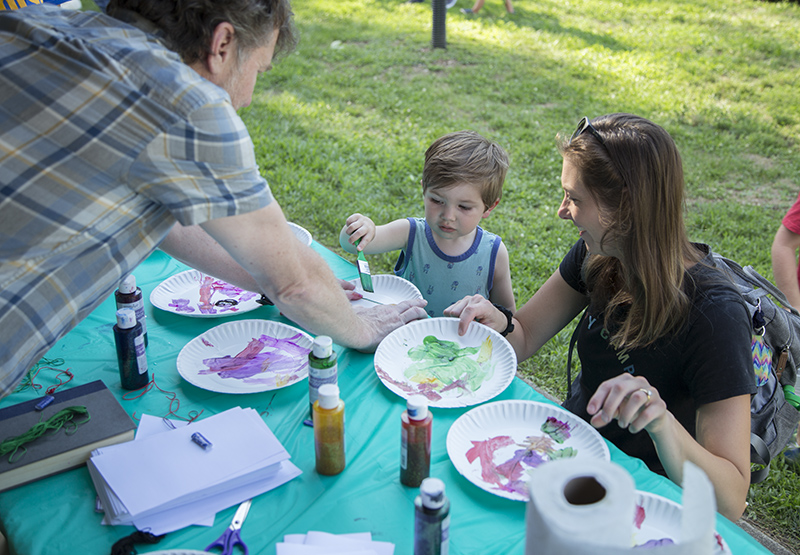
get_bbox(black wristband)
[492,303,515,337]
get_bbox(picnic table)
[0,243,770,554]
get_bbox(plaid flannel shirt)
[0,7,272,397]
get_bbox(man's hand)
[352,298,428,351]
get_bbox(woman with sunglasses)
[445,113,755,520]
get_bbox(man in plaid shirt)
[0,0,427,398]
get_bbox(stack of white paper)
[276,531,395,555]
[87,407,301,535]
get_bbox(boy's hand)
[344,213,376,250]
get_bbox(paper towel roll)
[525,459,717,555]
[525,458,635,554]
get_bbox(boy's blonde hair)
[422,131,509,210]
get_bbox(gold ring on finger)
[637,388,652,403]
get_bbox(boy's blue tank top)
[394,217,502,317]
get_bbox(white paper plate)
[150,270,266,318]
[348,274,423,308]
[446,400,610,501]
[374,317,516,408]
[633,491,731,553]
[288,221,312,246]
[176,320,313,394]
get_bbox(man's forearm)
[160,223,262,293]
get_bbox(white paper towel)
[525,458,635,554]
[524,459,717,555]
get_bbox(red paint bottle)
[401,395,432,487]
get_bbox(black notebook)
[0,380,136,492]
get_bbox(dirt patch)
[742,153,775,171]
[738,515,799,555]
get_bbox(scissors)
[205,499,251,555]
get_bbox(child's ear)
[482,199,500,217]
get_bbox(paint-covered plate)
[288,221,313,246]
[374,317,516,408]
[633,491,731,553]
[149,270,266,318]
[348,274,423,308]
[176,319,313,394]
[446,400,610,501]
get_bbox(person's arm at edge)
[771,223,800,309]
[487,241,516,312]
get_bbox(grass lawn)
[83,0,800,549]
[245,0,800,549]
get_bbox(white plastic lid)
[406,395,428,421]
[420,477,446,509]
[116,308,137,329]
[312,335,333,358]
[119,274,137,294]
[318,383,340,409]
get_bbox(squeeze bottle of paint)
[401,395,432,487]
[414,477,450,555]
[113,308,149,390]
[115,274,148,347]
[313,383,345,475]
[308,335,338,417]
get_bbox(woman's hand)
[586,373,668,435]
[444,294,507,336]
[588,373,751,520]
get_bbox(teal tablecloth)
[0,245,768,555]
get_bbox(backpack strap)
[750,432,772,484]
[713,252,798,314]
[566,310,587,400]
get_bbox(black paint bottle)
[115,274,148,346]
[414,477,450,555]
[114,308,149,390]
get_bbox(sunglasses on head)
[570,116,605,145]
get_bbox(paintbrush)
[354,238,374,293]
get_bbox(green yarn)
[14,357,66,393]
[0,406,90,464]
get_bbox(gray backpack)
[710,253,800,483]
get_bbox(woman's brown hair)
[558,113,703,348]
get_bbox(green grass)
[243,0,800,547]
[85,0,800,548]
